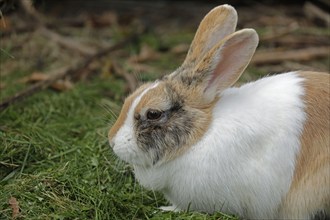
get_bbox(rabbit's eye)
[146,109,162,120]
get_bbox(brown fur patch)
[279,71,330,218]
[108,83,151,141]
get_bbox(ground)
[0,1,329,219]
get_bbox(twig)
[251,47,330,65]
[18,0,96,56]
[0,19,86,38]
[0,34,139,111]
[304,2,330,26]
[37,27,96,56]
[260,23,299,42]
[112,61,139,92]
[19,0,46,25]
[263,35,330,47]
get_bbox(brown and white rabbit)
[108,5,330,219]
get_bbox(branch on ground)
[252,47,330,65]
[303,2,330,26]
[0,32,142,111]
[18,0,96,56]
[37,27,96,56]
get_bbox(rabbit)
[108,4,330,219]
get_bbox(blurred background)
[0,0,329,219]
[1,0,329,100]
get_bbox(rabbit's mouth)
[112,141,153,167]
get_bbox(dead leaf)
[8,197,20,219]
[127,62,154,73]
[0,16,10,30]
[101,60,114,78]
[0,82,6,90]
[51,79,74,91]
[20,72,49,83]
[88,11,118,28]
[129,44,160,63]
[170,43,190,54]
[20,72,73,91]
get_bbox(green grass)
[0,71,237,219]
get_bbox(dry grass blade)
[0,161,19,168]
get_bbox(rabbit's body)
[109,5,330,219]
[134,71,329,218]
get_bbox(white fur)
[133,72,306,219]
[112,82,160,167]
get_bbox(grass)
[0,69,237,219]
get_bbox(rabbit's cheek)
[112,125,153,166]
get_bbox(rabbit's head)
[109,5,259,167]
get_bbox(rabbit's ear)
[182,5,237,67]
[196,29,259,102]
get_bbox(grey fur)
[134,83,195,164]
